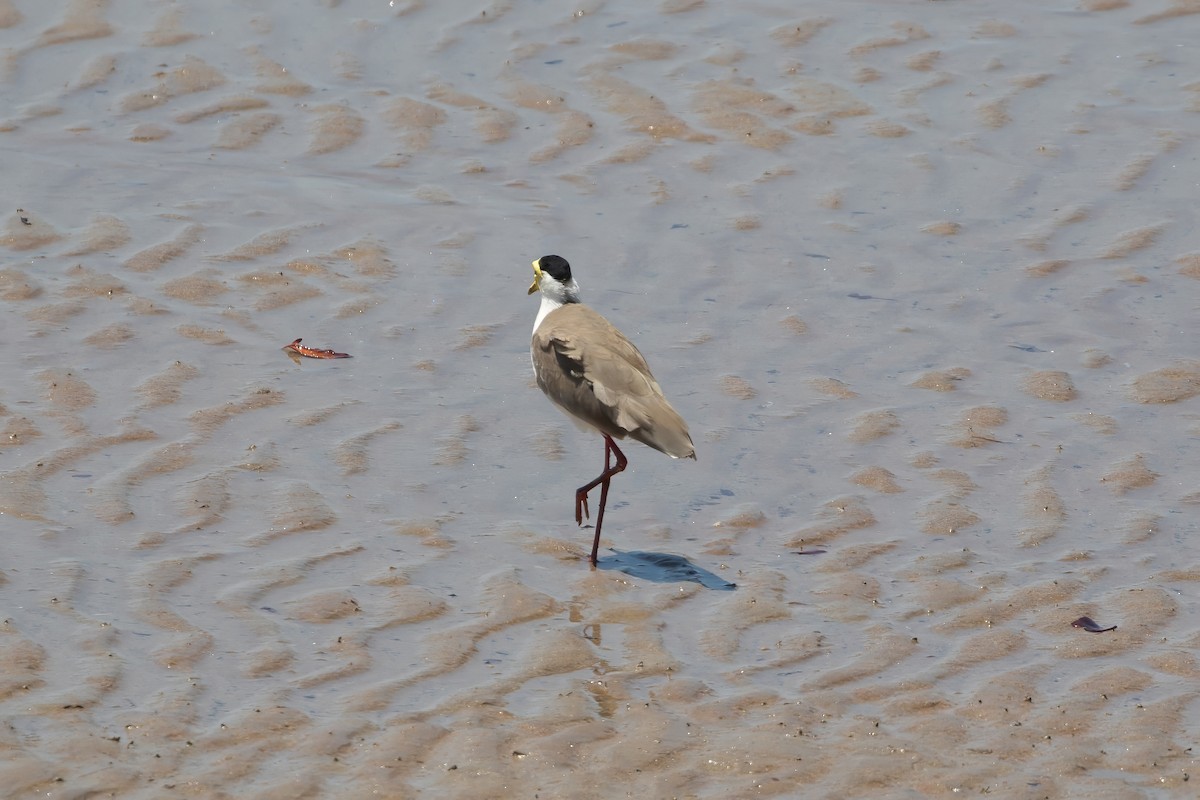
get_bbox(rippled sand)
[2,1,1198,797]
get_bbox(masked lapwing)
[528,254,695,565]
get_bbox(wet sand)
[2,1,1199,797]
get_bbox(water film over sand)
[1,1,1198,797]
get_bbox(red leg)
[573,435,627,564]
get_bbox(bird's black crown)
[538,254,572,282]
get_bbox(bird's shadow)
[596,550,736,590]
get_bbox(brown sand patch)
[780,314,807,335]
[848,409,899,442]
[939,578,1081,631]
[610,38,680,59]
[504,79,566,111]
[124,223,203,272]
[335,240,395,277]
[849,466,902,493]
[867,119,909,138]
[135,361,199,408]
[1025,258,1070,276]
[586,73,715,143]
[26,299,86,327]
[1100,453,1157,494]
[82,323,134,348]
[818,542,901,572]
[129,123,170,141]
[809,629,920,691]
[214,111,281,149]
[904,577,984,615]
[602,140,656,164]
[173,471,230,529]
[333,421,402,475]
[932,469,978,497]
[335,297,376,318]
[906,50,941,70]
[661,0,704,12]
[810,377,857,398]
[719,375,757,399]
[1072,411,1117,434]
[213,226,315,261]
[849,21,931,56]
[770,18,833,46]
[791,77,871,118]
[713,506,767,529]
[1023,370,1078,401]
[251,52,312,95]
[945,628,1028,675]
[176,324,234,345]
[701,572,791,658]
[71,53,117,90]
[1121,512,1160,544]
[142,6,195,47]
[435,415,479,467]
[288,405,352,427]
[62,214,130,255]
[1114,152,1156,190]
[307,104,364,154]
[189,386,285,434]
[0,267,40,300]
[1175,252,1200,278]
[1129,361,1200,402]
[1135,1,1200,24]
[162,272,228,304]
[3,209,62,250]
[921,220,961,236]
[119,56,226,112]
[910,367,970,391]
[455,323,499,351]
[1080,349,1112,369]
[786,496,876,547]
[415,185,456,204]
[920,498,980,534]
[0,1,22,29]
[977,97,1010,128]
[1145,650,1200,678]
[250,281,321,311]
[258,482,337,539]
[531,110,595,163]
[472,105,518,143]
[976,20,1018,37]
[1020,469,1066,547]
[1098,222,1167,258]
[811,570,883,621]
[948,405,1007,447]
[692,81,795,147]
[38,368,96,412]
[818,189,843,209]
[35,0,112,47]
[174,95,270,124]
[284,590,362,622]
[64,265,125,297]
[391,519,455,550]
[0,415,40,447]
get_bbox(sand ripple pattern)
[2,1,1198,797]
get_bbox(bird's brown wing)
[533,304,695,459]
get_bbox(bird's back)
[532,304,695,459]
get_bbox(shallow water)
[2,1,1199,797]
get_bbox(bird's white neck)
[533,293,562,333]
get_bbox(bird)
[528,254,695,565]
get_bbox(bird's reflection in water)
[596,550,736,590]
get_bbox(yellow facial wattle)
[527,259,543,294]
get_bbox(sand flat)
[2,1,1198,797]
